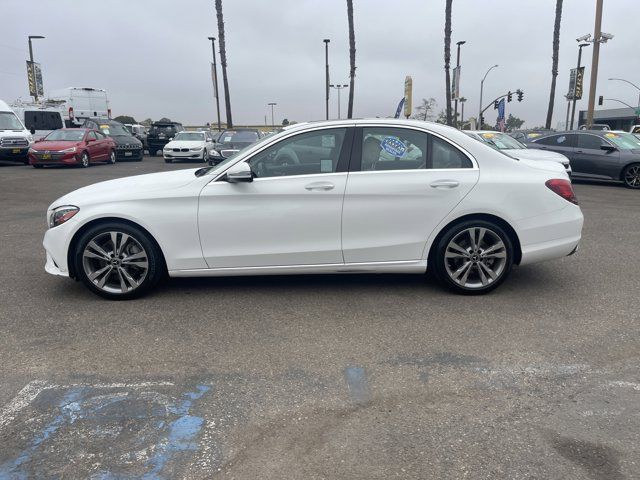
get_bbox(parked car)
[0,99,33,164]
[42,119,582,299]
[125,124,148,150]
[11,103,65,141]
[163,131,216,163]
[579,123,610,131]
[210,128,262,163]
[82,118,143,161]
[47,87,110,127]
[509,129,554,143]
[465,130,571,175]
[529,130,640,188]
[29,128,116,168]
[147,121,184,156]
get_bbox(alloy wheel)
[80,153,89,168]
[444,227,508,289]
[81,231,149,294]
[109,151,116,164]
[624,165,640,188]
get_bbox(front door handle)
[430,180,459,189]
[305,181,335,191]
[575,150,583,154]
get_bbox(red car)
[29,128,116,168]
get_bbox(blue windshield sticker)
[380,137,407,157]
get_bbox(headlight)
[210,150,222,157]
[49,206,79,228]
[190,146,204,151]
[61,147,77,153]
[163,146,171,151]
[28,135,34,143]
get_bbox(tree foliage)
[113,115,136,125]
[506,114,525,131]
[411,98,438,121]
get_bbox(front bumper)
[29,151,79,166]
[0,146,29,160]
[163,149,204,160]
[43,218,79,276]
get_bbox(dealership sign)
[26,61,44,98]
[567,67,585,101]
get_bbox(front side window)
[577,134,606,150]
[0,112,25,130]
[249,128,346,178]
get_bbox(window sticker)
[100,126,110,135]
[380,136,407,157]
[557,136,566,144]
[321,135,335,148]
[604,133,617,138]
[320,159,333,172]
[528,133,541,138]
[223,136,233,142]
[481,133,495,139]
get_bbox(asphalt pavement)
[0,156,638,479]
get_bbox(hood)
[519,158,567,175]
[504,148,569,164]
[51,168,201,208]
[110,135,142,147]
[32,141,81,151]
[164,140,205,149]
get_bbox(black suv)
[147,121,184,156]
[82,118,143,161]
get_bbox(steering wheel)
[272,147,300,166]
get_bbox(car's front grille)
[0,137,29,147]
[117,144,140,150]
[172,148,189,152]
[34,152,65,161]
[221,149,239,158]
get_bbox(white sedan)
[43,119,583,299]
[162,131,214,163]
[465,131,572,176]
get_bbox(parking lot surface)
[0,157,639,478]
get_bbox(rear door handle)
[430,180,459,189]
[575,150,583,153]
[305,181,335,191]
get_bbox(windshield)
[478,132,526,149]
[98,123,130,137]
[174,132,205,141]
[150,124,177,134]
[0,111,25,130]
[44,130,85,141]
[603,132,640,150]
[218,130,260,144]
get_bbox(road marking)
[344,366,370,405]
[609,381,640,391]
[0,380,48,430]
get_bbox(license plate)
[41,154,51,160]
[125,151,132,156]
[12,148,20,154]
[158,134,165,139]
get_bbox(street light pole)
[570,43,590,130]
[608,77,640,109]
[459,97,466,127]
[478,64,498,129]
[207,37,222,131]
[323,39,330,120]
[268,102,277,127]
[453,40,466,128]
[330,84,348,119]
[27,35,45,103]
[586,0,604,128]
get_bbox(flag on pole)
[394,97,405,119]
[497,98,506,132]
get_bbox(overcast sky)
[2,0,638,128]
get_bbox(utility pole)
[27,35,45,103]
[570,43,589,130]
[565,94,571,130]
[330,84,348,119]
[453,40,465,128]
[207,37,222,131]
[268,102,277,127]
[586,0,603,128]
[323,39,330,120]
[459,97,466,127]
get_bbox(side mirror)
[600,144,616,152]
[30,127,36,134]
[225,162,253,183]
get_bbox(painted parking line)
[344,366,370,405]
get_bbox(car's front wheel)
[79,152,90,168]
[108,150,116,164]
[74,222,165,300]
[622,163,640,189]
[431,220,514,295]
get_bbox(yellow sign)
[404,76,412,118]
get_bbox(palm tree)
[215,0,233,128]
[444,0,453,126]
[545,0,563,129]
[346,0,356,119]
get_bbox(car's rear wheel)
[622,163,640,189]
[108,150,116,164]
[432,220,514,295]
[80,152,90,168]
[74,222,165,300]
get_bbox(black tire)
[203,150,209,163]
[73,222,165,300]
[79,152,90,168]
[164,158,172,163]
[32,164,43,169]
[431,219,514,295]
[108,150,116,164]
[622,163,640,189]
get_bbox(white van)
[12,103,65,140]
[47,87,111,127]
[0,99,33,164]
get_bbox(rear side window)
[24,111,63,131]
[431,137,473,169]
[577,134,606,149]
[535,134,575,147]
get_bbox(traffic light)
[598,95,603,106]
[479,114,484,126]
[516,89,524,102]
[494,100,499,109]
[507,91,512,102]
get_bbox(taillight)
[545,179,578,205]
[68,107,74,119]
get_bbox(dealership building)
[578,107,639,130]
